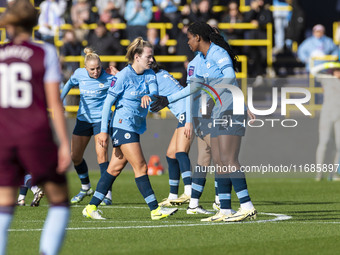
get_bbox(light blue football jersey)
[167,43,245,119]
[156,69,185,119]
[101,65,158,134]
[61,68,114,123]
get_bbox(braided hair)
[187,21,239,72]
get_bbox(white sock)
[189,198,199,208]
[184,185,191,196]
[168,193,178,200]
[31,186,39,194]
[105,190,112,200]
[81,184,91,191]
[215,195,220,204]
[18,194,26,201]
[0,211,13,255]
[40,206,70,255]
[240,201,254,211]
[220,209,232,215]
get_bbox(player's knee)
[166,151,176,158]
[134,163,148,176]
[220,156,238,168]
[71,153,82,165]
[107,166,123,177]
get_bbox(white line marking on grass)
[9,212,291,232]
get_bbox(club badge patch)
[124,133,131,139]
[188,66,195,77]
[110,77,117,87]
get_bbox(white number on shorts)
[0,63,32,108]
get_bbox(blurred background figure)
[37,0,67,44]
[70,0,96,42]
[272,0,292,55]
[86,21,124,69]
[147,27,169,55]
[311,63,340,181]
[96,0,125,23]
[96,0,125,22]
[243,0,273,84]
[171,17,194,86]
[124,0,153,41]
[60,29,84,81]
[284,0,305,50]
[297,24,338,72]
[220,1,244,55]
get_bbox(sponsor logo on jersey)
[188,66,195,77]
[111,77,117,87]
[218,57,228,64]
[124,133,131,139]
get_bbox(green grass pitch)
[7,170,340,255]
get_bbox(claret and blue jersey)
[101,65,158,135]
[61,68,114,123]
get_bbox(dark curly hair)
[187,21,239,72]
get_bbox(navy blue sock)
[191,165,207,199]
[75,159,89,185]
[230,170,251,204]
[19,186,28,196]
[99,162,112,192]
[166,156,180,195]
[216,173,232,210]
[175,152,192,186]
[135,175,158,211]
[89,171,116,206]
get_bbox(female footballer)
[61,48,114,205]
[151,21,257,222]
[0,1,70,254]
[82,38,178,220]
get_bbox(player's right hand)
[150,95,169,112]
[57,142,71,174]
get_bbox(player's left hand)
[150,95,169,112]
[184,122,193,139]
[247,109,256,124]
[141,95,152,108]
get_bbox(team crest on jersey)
[124,133,131,139]
[188,66,195,77]
[206,62,211,68]
[99,83,104,88]
[111,77,117,87]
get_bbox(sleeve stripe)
[220,64,233,72]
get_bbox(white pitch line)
[9,212,291,232]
